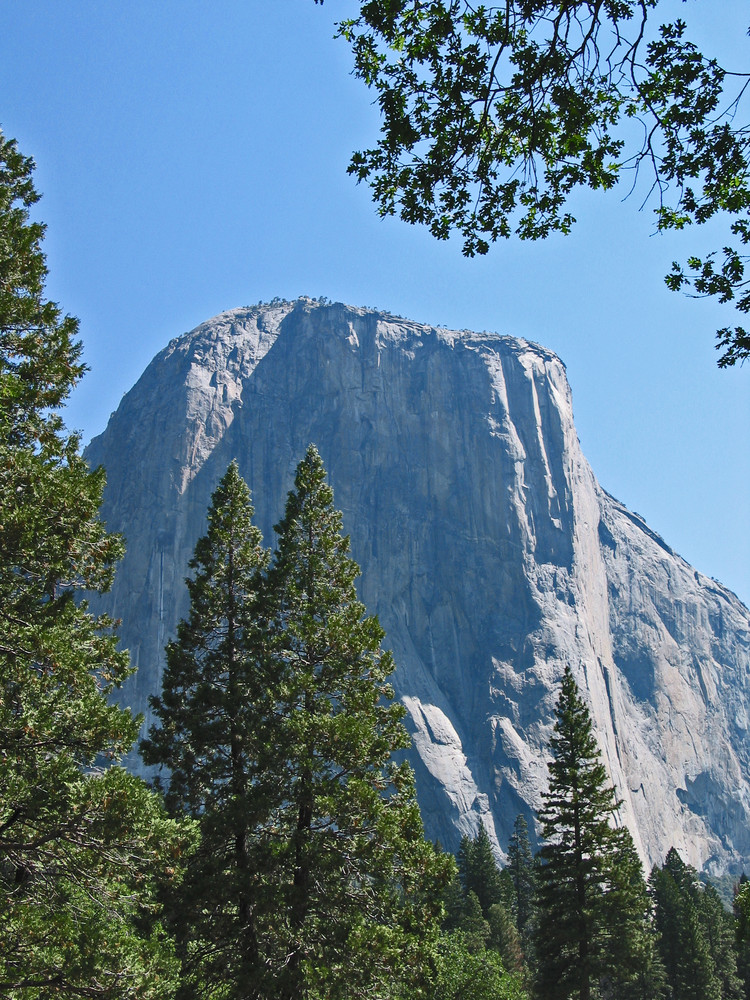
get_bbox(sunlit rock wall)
[86,299,750,874]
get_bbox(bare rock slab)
[86,299,750,874]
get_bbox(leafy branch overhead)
[316,0,750,366]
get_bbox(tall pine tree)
[534,665,660,1000]
[600,828,665,1000]
[649,848,739,1000]
[697,881,742,1000]
[0,128,191,998]
[458,823,505,918]
[144,447,452,999]
[506,814,536,957]
[734,877,750,1000]
[263,445,452,999]
[141,461,271,998]
[445,823,524,974]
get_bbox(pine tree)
[144,447,452,999]
[506,814,536,954]
[486,903,525,977]
[263,444,452,999]
[698,882,742,1000]
[459,822,505,918]
[442,872,471,933]
[141,461,271,997]
[450,821,525,975]
[0,128,192,997]
[452,891,491,953]
[599,829,665,1000]
[534,665,660,1000]
[649,848,738,1000]
[734,877,750,1000]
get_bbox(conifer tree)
[534,665,660,1000]
[506,814,536,954]
[141,461,271,998]
[649,848,738,1000]
[0,128,191,997]
[459,822,505,918]
[145,447,452,999]
[449,891,491,953]
[442,871,471,934]
[486,903,525,977]
[263,444,452,999]
[448,824,523,974]
[734,877,750,1000]
[600,829,665,1000]
[457,835,472,890]
[698,882,742,1000]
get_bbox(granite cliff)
[85,298,750,875]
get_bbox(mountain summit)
[86,298,750,874]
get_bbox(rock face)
[86,298,750,875]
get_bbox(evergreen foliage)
[445,824,526,979]
[141,462,271,997]
[0,127,192,998]
[650,848,740,1000]
[698,882,743,1000]
[458,822,505,918]
[447,890,491,953]
[506,814,537,955]
[144,448,453,1000]
[442,872,472,933]
[599,829,665,1000]
[5,121,749,1000]
[264,445,452,999]
[734,878,750,1000]
[486,903,525,978]
[534,665,661,1000]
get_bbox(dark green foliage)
[141,462,271,997]
[318,1,750,365]
[650,848,741,1000]
[0,128,192,998]
[442,873,472,932]
[459,822,505,917]
[734,878,750,999]
[599,831,665,1000]
[534,666,661,1000]
[486,903,525,977]
[449,890,491,952]
[263,445,452,999]
[0,135,84,450]
[145,447,453,999]
[446,824,526,978]
[698,882,743,1000]
[506,814,536,954]
[650,852,719,1000]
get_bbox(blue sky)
[1,0,748,605]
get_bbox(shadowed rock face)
[86,299,750,875]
